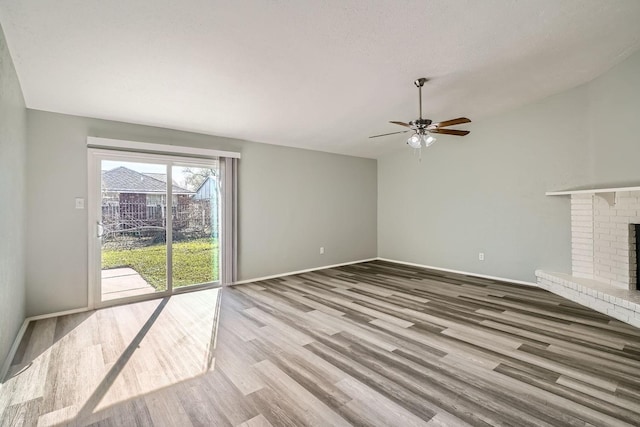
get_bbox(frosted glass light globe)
[407,133,421,148]
[423,134,436,147]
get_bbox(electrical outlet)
[320,247,325,254]
[75,198,85,209]
[479,252,485,261]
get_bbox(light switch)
[75,198,85,209]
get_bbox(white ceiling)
[1,1,640,158]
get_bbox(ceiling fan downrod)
[414,78,428,120]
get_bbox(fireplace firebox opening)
[634,224,640,291]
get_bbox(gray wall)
[378,49,640,283]
[0,24,27,369]
[588,51,640,186]
[26,111,377,316]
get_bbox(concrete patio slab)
[101,267,157,301]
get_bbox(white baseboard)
[1,319,29,384]
[231,257,537,288]
[232,258,378,285]
[376,257,538,287]
[25,306,91,322]
[1,306,91,385]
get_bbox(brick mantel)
[546,185,640,196]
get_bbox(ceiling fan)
[370,77,471,149]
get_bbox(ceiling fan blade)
[430,128,470,136]
[429,117,471,128]
[389,121,413,128]
[369,130,410,139]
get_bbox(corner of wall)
[0,21,28,374]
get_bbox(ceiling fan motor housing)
[411,118,432,128]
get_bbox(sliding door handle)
[97,221,104,238]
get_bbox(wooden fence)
[101,200,218,238]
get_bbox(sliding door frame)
[88,148,223,309]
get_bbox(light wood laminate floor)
[2,260,640,426]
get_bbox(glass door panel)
[100,159,168,301]
[171,164,220,289]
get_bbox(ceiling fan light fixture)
[407,132,436,149]
[407,133,422,148]
[423,133,436,147]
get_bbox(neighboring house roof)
[195,175,217,193]
[194,176,218,200]
[102,166,193,194]
[143,172,181,187]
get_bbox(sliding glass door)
[89,150,221,307]
[100,159,169,301]
[171,164,220,289]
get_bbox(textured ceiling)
[1,1,640,158]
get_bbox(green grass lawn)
[102,238,219,289]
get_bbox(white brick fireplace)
[571,191,639,289]
[536,187,640,328]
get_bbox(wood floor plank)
[335,376,438,427]
[143,389,194,427]
[238,414,273,427]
